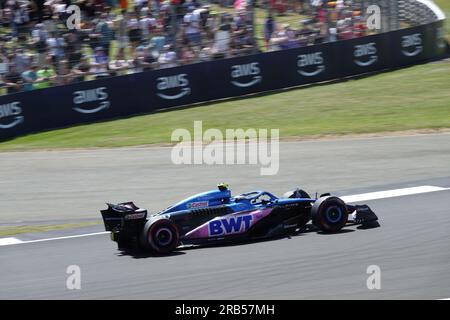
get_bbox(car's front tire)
[140,219,179,254]
[311,196,348,233]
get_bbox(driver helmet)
[217,183,229,191]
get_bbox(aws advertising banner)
[0,21,446,141]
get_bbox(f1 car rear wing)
[100,202,147,232]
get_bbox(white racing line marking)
[0,237,23,246]
[0,232,109,247]
[341,185,449,203]
[0,185,449,247]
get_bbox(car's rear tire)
[311,196,348,233]
[140,219,179,254]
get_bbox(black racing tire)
[140,219,179,254]
[311,196,348,233]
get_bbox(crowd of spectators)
[265,0,369,50]
[0,0,371,95]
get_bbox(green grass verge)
[1,60,449,151]
[0,221,102,237]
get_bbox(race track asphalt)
[0,133,449,299]
[1,132,450,222]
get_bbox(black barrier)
[0,21,447,141]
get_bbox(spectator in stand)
[234,16,256,54]
[263,12,276,50]
[141,44,157,71]
[72,55,91,83]
[94,13,114,57]
[105,0,118,9]
[329,26,337,42]
[337,18,354,40]
[158,6,172,42]
[35,57,56,89]
[115,9,129,54]
[64,30,83,69]
[179,45,195,65]
[3,63,22,94]
[46,31,65,64]
[56,59,73,85]
[269,0,286,16]
[297,19,314,46]
[86,18,100,51]
[158,44,177,69]
[205,10,219,41]
[184,6,202,47]
[198,46,211,62]
[271,23,299,50]
[119,0,128,10]
[128,11,142,57]
[212,17,231,59]
[149,0,159,14]
[51,0,67,21]
[129,51,143,73]
[21,61,38,91]
[353,15,367,38]
[150,26,166,54]
[0,53,9,81]
[13,48,30,74]
[30,23,48,66]
[139,7,156,42]
[134,0,146,13]
[109,47,130,76]
[11,2,30,40]
[90,46,110,79]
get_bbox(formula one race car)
[100,184,379,254]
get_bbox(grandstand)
[0,0,445,95]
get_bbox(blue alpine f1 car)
[100,184,379,254]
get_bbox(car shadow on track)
[117,249,187,258]
[115,223,377,258]
[316,229,355,235]
[115,233,303,258]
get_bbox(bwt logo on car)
[297,52,325,77]
[401,33,423,57]
[0,101,24,129]
[73,87,110,114]
[354,42,378,67]
[231,62,262,88]
[157,74,191,100]
[209,215,253,236]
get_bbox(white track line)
[0,232,109,247]
[0,185,449,247]
[341,186,449,203]
[0,237,23,246]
